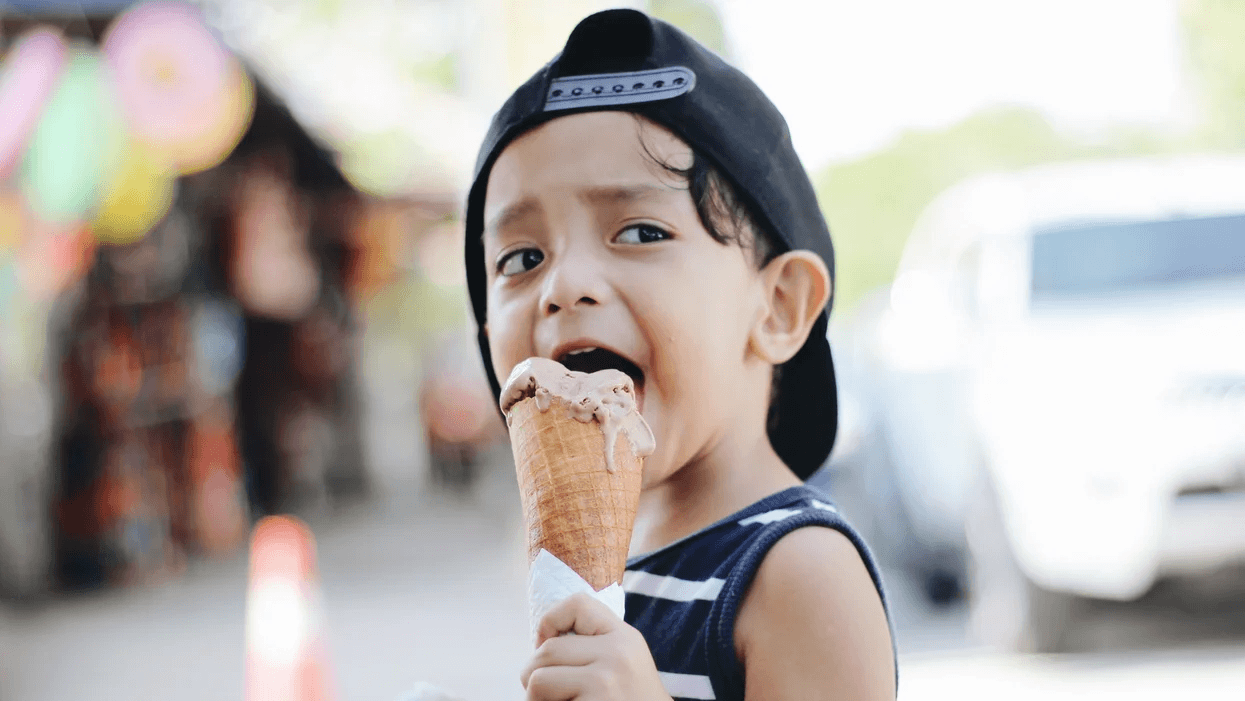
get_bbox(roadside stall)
[0,0,369,595]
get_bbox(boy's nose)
[539,257,606,315]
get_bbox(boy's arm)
[735,527,896,701]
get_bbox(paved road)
[0,472,534,701]
[3,466,1245,701]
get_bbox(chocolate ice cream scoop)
[501,357,654,472]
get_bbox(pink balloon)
[0,28,68,178]
[102,1,233,147]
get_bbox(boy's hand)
[520,593,673,701]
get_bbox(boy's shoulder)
[623,485,896,701]
[735,524,897,699]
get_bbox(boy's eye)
[498,248,545,277]
[614,224,671,245]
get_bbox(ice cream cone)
[509,395,643,591]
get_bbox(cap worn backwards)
[464,8,839,480]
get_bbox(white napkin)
[528,548,626,644]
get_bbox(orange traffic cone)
[245,516,335,701]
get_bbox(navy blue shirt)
[623,485,895,701]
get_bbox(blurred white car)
[873,155,1245,651]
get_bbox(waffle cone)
[508,396,643,591]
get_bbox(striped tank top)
[622,485,895,701]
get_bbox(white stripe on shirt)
[623,571,725,602]
[810,499,838,514]
[739,507,803,526]
[659,672,716,700]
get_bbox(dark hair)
[632,115,778,268]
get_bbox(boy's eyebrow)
[485,198,540,237]
[484,184,675,237]
[580,183,673,206]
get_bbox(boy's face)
[482,111,772,488]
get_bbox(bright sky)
[718,0,1189,170]
[207,0,1192,192]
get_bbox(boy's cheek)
[483,306,529,374]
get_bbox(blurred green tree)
[410,52,459,93]
[1182,0,1245,148]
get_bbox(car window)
[1030,213,1245,300]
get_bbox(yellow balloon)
[92,142,176,245]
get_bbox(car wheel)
[966,479,1078,654]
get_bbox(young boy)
[463,9,896,700]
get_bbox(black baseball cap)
[463,8,837,480]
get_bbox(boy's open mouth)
[556,347,646,410]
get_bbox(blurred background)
[0,0,1243,699]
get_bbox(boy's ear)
[749,251,832,365]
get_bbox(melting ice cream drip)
[501,357,655,471]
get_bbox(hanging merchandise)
[16,220,97,300]
[92,141,177,246]
[96,438,174,586]
[191,297,245,397]
[0,27,67,178]
[230,172,321,320]
[187,403,248,554]
[18,47,125,224]
[171,64,254,176]
[92,321,144,415]
[103,1,256,175]
[0,191,23,253]
[347,203,411,302]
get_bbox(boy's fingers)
[525,665,585,701]
[535,593,621,646]
[519,635,603,688]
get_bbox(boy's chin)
[637,427,686,493]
